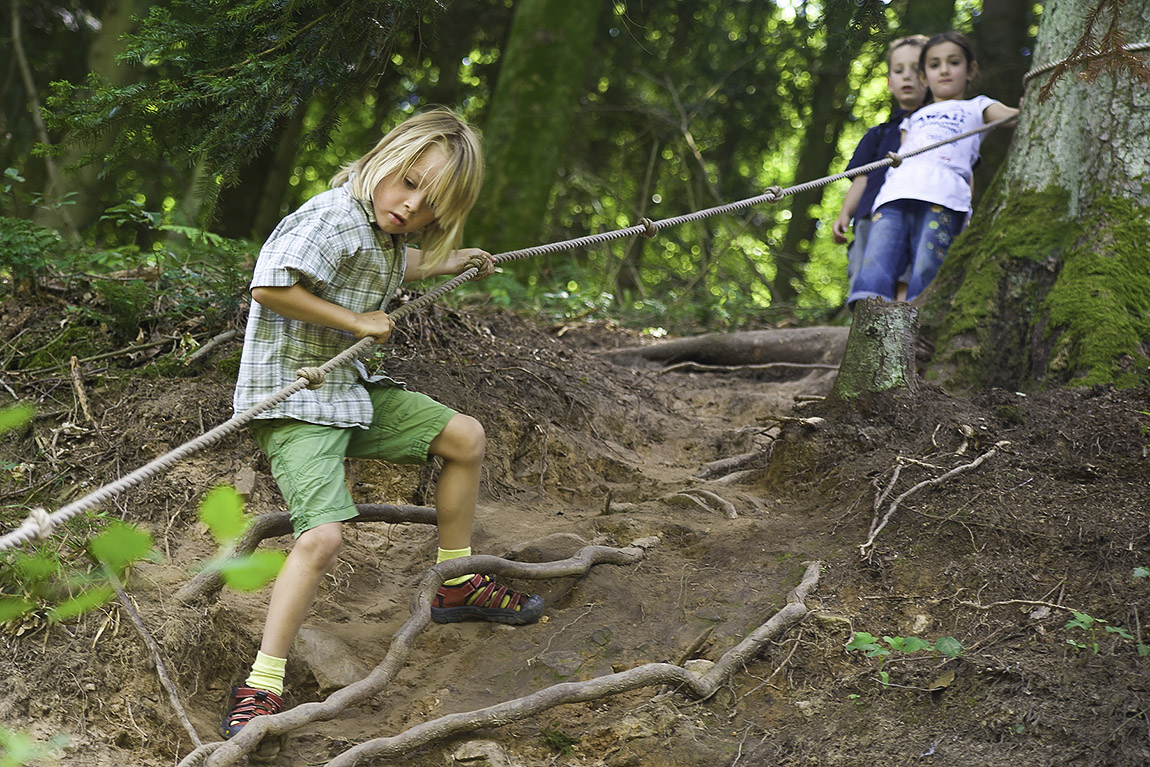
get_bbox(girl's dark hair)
[920,30,976,70]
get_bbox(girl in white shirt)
[848,31,1019,307]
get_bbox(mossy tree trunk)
[470,0,606,267]
[919,0,1150,391]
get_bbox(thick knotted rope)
[5,41,1145,552]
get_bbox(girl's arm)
[251,284,393,343]
[404,247,495,282]
[832,177,868,243]
[983,101,1019,124]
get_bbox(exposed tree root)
[180,540,659,767]
[859,444,1005,558]
[175,504,437,604]
[180,554,819,767]
[664,488,738,519]
[695,446,773,480]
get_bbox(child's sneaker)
[220,685,283,739]
[431,574,544,625]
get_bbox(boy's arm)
[251,284,393,343]
[404,247,496,282]
[832,177,868,243]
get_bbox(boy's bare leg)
[896,282,908,301]
[258,522,344,658]
[427,414,485,548]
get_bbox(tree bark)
[921,0,1150,391]
[470,0,606,263]
[969,0,1034,209]
[829,298,918,402]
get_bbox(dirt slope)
[1,298,1148,767]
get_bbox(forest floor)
[1,286,1148,767]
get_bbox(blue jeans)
[848,199,963,307]
[846,215,911,297]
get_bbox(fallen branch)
[659,361,839,375]
[859,443,1006,558]
[184,329,240,366]
[175,504,437,604]
[187,541,658,767]
[69,356,96,426]
[596,327,848,368]
[106,568,203,748]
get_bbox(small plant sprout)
[846,632,963,689]
[1064,611,1134,655]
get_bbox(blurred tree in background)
[2,0,1041,330]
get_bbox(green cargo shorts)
[250,385,456,537]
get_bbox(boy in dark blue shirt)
[832,35,928,296]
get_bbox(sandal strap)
[465,576,527,612]
[228,687,283,725]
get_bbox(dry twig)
[859,443,1006,558]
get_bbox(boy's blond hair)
[331,108,484,269]
[886,34,929,65]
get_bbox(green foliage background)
[2,0,1038,332]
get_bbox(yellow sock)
[437,546,473,586]
[245,651,286,696]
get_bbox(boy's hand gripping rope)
[8,36,1148,551]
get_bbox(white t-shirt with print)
[872,95,996,214]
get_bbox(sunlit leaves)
[0,404,34,433]
[89,521,155,575]
[198,485,284,591]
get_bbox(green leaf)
[899,637,933,654]
[219,550,285,591]
[933,636,964,658]
[1104,625,1133,640]
[199,485,248,545]
[0,596,35,623]
[1133,566,1149,580]
[846,631,880,652]
[878,670,890,687]
[1137,644,1150,657]
[48,586,115,622]
[0,403,34,434]
[12,552,58,583]
[1065,611,1095,631]
[89,522,153,574]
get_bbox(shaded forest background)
[2,0,1038,330]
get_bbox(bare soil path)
[1,300,1148,767]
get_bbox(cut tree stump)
[829,298,918,402]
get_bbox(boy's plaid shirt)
[233,185,406,428]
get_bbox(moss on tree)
[923,186,1150,391]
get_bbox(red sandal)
[220,685,283,739]
[431,574,544,625]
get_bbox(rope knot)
[296,367,326,390]
[638,217,659,239]
[30,507,53,543]
[886,151,902,168]
[763,185,784,202]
